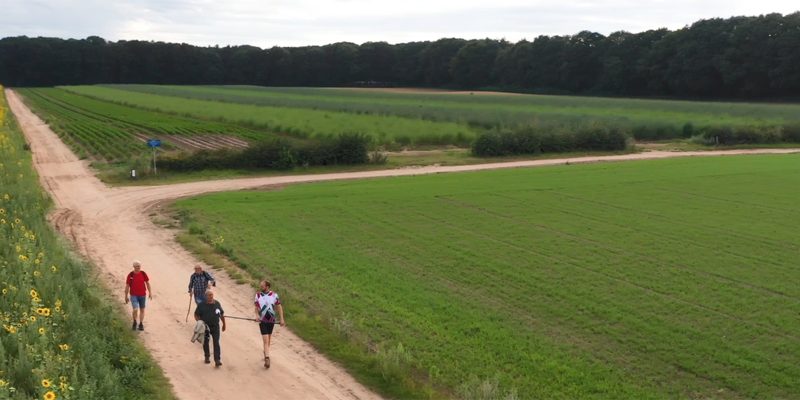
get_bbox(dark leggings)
[203,324,221,362]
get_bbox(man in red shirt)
[124,260,153,331]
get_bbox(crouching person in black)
[194,289,226,367]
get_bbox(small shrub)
[782,124,800,142]
[457,376,519,400]
[376,342,412,381]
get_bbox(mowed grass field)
[173,154,800,398]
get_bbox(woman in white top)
[254,279,285,368]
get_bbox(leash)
[225,315,283,324]
[225,315,259,322]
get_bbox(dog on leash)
[190,320,206,343]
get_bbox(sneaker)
[264,356,270,369]
[138,323,144,331]
[214,360,222,367]
[131,321,137,330]
[204,358,210,364]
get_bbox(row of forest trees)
[1,13,798,98]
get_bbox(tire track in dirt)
[7,87,800,400]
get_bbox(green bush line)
[0,90,174,399]
[158,134,371,171]
[472,122,631,156]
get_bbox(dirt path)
[7,88,800,400]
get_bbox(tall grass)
[0,88,174,400]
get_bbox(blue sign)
[147,139,162,148]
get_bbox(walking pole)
[185,295,192,323]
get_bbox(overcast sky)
[2,0,798,48]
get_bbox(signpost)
[147,139,161,175]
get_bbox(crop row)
[63,85,478,146]
[106,84,800,139]
[18,88,272,162]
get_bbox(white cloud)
[0,0,797,47]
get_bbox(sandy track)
[7,88,800,400]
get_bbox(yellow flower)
[51,265,58,273]
[3,324,16,333]
[34,270,41,277]
[59,381,68,391]
[0,208,5,214]
[36,308,51,317]
[30,289,38,298]
[42,379,52,388]
[0,378,7,387]
[29,315,36,322]
[44,390,57,400]
[19,254,28,262]
[59,376,67,383]
[1,288,7,295]
[59,343,69,351]
[38,327,46,335]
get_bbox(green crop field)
[174,154,800,399]
[63,86,475,146]
[99,84,800,138]
[18,88,274,162]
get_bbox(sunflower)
[38,327,46,335]
[59,343,69,351]
[41,378,52,387]
[44,391,56,400]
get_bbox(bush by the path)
[159,133,370,172]
[472,122,630,156]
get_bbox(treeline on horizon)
[1,12,799,98]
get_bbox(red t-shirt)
[127,271,149,296]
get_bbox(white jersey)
[254,291,281,323]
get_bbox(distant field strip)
[103,84,800,128]
[175,154,800,398]
[63,86,475,145]
[19,88,269,161]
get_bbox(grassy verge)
[0,87,175,400]
[167,214,429,399]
